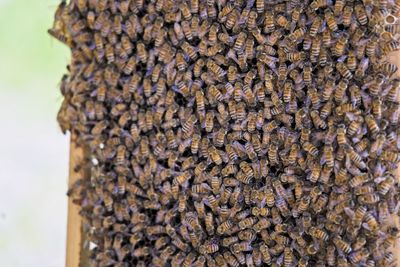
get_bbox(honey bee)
[381,150,400,163]
[309,226,329,241]
[348,174,370,189]
[309,17,322,38]
[217,220,234,235]
[363,212,378,232]
[223,251,240,267]
[354,4,368,25]
[366,36,380,58]
[273,13,287,30]
[181,41,198,60]
[303,142,318,157]
[238,161,254,184]
[334,79,349,103]
[199,242,219,255]
[303,62,312,86]
[310,110,326,129]
[262,11,275,33]
[377,175,394,195]
[333,236,352,254]
[288,27,307,45]
[337,62,353,80]
[234,32,247,52]
[224,8,239,30]
[325,10,338,32]
[334,33,348,57]
[259,244,272,265]
[268,143,279,166]
[365,115,380,136]
[180,252,197,267]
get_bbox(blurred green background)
[0,0,71,266]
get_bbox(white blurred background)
[0,1,70,266]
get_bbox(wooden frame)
[66,136,90,267]
[388,50,400,265]
[65,55,400,267]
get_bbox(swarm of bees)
[51,0,400,266]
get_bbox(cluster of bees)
[51,0,400,266]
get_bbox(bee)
[364,213,378,232]
[334,33,348,57]
[366,36,379,58]
[337,62,352,80]
[275,197,290,217]
[175,52,187,72]
[136,42,148,63]
[217,220,233,235]
[192,59,205,78]
[309,17,322,37]
[334,5,353,27]
[303,142,318,157]
[259,244,272,265]
[181,252,197,267]
[348,205,366,224]
[303,62,312,86]
[103,191,114,212]
[207,4,217,20]
[377,175,394,195]
[288,27,307,45]
[354,4,368,25]
[234,32,247,52]
[310,110,326,129]
[268,143,279,165]
[349,248,370,265]
[182,41,198,60]
[325,10,338,32]
[380,252,395,266]
[334,79,349,103]
[309,38,322,63]
[254,0,265,13]
[348,174,370,189]
[275,14,289,30]
[207,60,225,79]
[382,150,400,163]
[222,236,239,248]
[238,162,254,184]
[231,241,253,255]
[218,2,234,21]
[369,74,386,96]
[175,171,191,187]
[287,143,299,165]
[200,242,219,255]
[225,9,239,30]
[370,133,385,157]
[387,81,400,102]
[365,115,380,135]
[223,251,240,267]
[261,11,275,33]
[309,227,329,241]
[247,218,269,233]
[333,236,352,254]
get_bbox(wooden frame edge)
[66,135,88,267]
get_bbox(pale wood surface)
[66,136,86,267]
[387,50,400,266]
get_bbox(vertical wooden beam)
[388,50,400,265]
[66,135,87,267]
